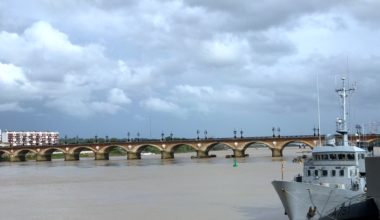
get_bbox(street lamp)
[277,127,281,138]
[76,135,79,144]
[240,129,243,139]
[204,130,208,139]
[170,132,173,141]
[127,132,130,142]
[105,135,109,143]
[197,129,200,140]
[161,131,164,141]
[95,135,98,143]
[137,132,140,142]
[313,126,316,136]
[272,127,275,137]
[64,135,67,144]
[233,129,237,139]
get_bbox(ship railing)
[324,193,370,219]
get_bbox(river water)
[0,148,305,220]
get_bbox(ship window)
[347,154,355,160]
[322,154,328,160]
[322,170,328,176]
[331,170,336,176]
[307,170,311,176]
[316,154,321,160]
[314,170,319,176]
[339,169,344,176]
[329,154,337,160]
[338,154,346,160]
[359,154,365,159]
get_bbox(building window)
[331,170,336,177]
[307,170,311,176]
[314,170,319,176]
[338,154,346,160]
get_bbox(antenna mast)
[335,77,355,146]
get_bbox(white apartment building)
[0,130,60,146]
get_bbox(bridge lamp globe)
[273,141,277,146]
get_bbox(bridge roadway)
[0,134,379,162]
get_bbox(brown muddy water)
[0,148,306,220]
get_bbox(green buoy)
[233,158,238,167]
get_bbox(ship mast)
[335,77,355,146]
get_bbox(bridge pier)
[196,150,210,158]
[233,149,247,158]
[65,153,79,161]
[271,148,283,157]
[95,152,109,160]
[127,152,141,160]
[10,155,26,162]
[161,151,174,159]
[36,154,52,161]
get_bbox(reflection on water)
[0,148,304,220]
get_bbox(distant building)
[0,130,60,146]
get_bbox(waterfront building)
[0,130,59,146]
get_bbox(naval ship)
[272,77,379,220]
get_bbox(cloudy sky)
[0,0,379,139]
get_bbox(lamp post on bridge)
[204,130,208,140]
[127,132,130,142]
[76,135,79,144]
[161,131,165,141]
[240,129,243,139]
[277,127,281,138]
[105,135,109,143]
[272,127,275,138]
[197,129,200,140]
[64,135,67,144]
[137,132,140,142]
[233,129,237,139]
[313,126,317,136]
[170,132,173,141]
[95,135,98,143]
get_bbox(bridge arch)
[0,150,11,161]
[13,149,38,162]
[241,141,274,157]
[204,142,234,152]
[40,147,65,155]
[167,144,197,153]
[135,144,162,154]
[280,140,314,158]
[242,141,274,151]
[100,145,128,154]
[280,140,314,151]
[368,138,380,146]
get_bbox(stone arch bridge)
[0,134,379,162]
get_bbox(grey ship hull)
[272,180,378,220]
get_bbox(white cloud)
[108,88,131,105]
[200,34,250,66]
[0,102,28,112]
[140,97,185,116]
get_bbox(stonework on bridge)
[0,134,379,162]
